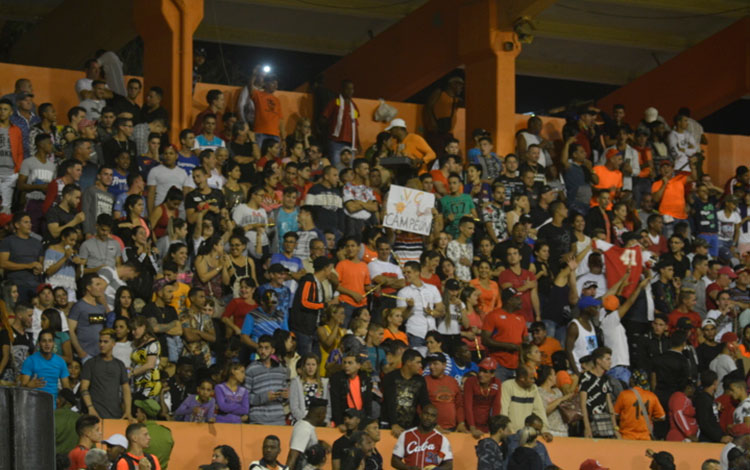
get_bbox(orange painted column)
[133,0,204,144]
[459,0,520,156]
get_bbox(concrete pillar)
[459,0,520,156]
[133,0,204,143]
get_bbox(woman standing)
[130,316,161,398]
[506,194,530,235]
[222,160,246,212]
[41,308,72,363]
[116,194,154,243]
[317,304,346,377]
[165,243,192,284]
[44,227,84,297]
[289,354,331,424]
[437,279,469,355]
[113,317,133,369]
[124,226,159,302]
[106,286,135,328]
[227,233,258,298]
[194,236,232,302]
[571,213,592,276]
[610,202,629,246]
[214,363,249,423]
[469,259,500,316]
[150,187,183,240]
[459,286,485,357]
[536,365,572,437]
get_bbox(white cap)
[103,434,128,448]
[644,107,658,123]
[385,118,407,131]
[701,318,717,328]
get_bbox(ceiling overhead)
[1,0,748,85]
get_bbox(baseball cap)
[445,279,461,291]
[35,283,53,295]
[344,408,364,419]
[103,434,128,448]
[478,357,498,371]
[650,451,675,470]
[580,459,609,470]
[519,214,533,225]
[501,287,520,303]
[701,318,717,329]
[426,354,447,364]
[578,295,602,309]
[16,91,34,100]
[737,267,749,276]
[602,295,620,311]
[385,118,407,131]
[152,277,175,292]
[269,263,290,274]
[541,185,556,194]
[675,317,694,330]
[644,107,659,123]
[718,266,737,278]
[582,280,598,290]
[134,399,160,418]
[722,332,739,344]
[77,118,95,130]
[605,148,622,160]
[308,397,328,409]
[472,128,489,138]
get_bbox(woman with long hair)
[571,212,591,275]
[116,194,154,243]
[0,281,18,341]
[610,202,629,246]
[155,217,188,260]
[273,329,300,376]
[211,445,241,470]
[124,226,159,301]
[106,286,135,328]
[459,286,485,357]
[227,232,258,298]
[214,362,249,423]
[222,160,246,211]
[43,227,84,298]
[166,243,192,284]
[531,242,553,310]
[113,317,133,369]
[131,316,161,398]
[193,236,232,301]
[260,167,283,212]
[286,117,313,152]
[150,186,183,240]
[41,308,72,363]
[437,279,469,355]
[469,259,500,316]
[381,308,408,344]
[536,365,573,437]
[317,303,346,377]
[289,354,331,424]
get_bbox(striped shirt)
[245,360,289,425]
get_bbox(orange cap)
[603,295,620,311]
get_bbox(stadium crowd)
[0,50,748,470]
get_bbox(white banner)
[383,185,435,236]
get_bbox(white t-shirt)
[147,165,191,207]
[733,396,750,425]
[706,309,733,339]
[717,210,741,242]
[397,283,442,339]
[289,419,318,453]
[75,78,93,100]
[368,259,404,283]
[232,204,270,258]
[599,309,629,368]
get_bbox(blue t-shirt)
[451,361,479,383]
[194,135,226,152]
[275,209,300,248]
[21,352,69,406]
[109,169,129,199]
[257,284,292,320]
[177,154,200,175]
[240,307,289,342]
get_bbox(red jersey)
[222,298,257,328]
[497,268,537,322]
[68,445,89,470]
[666,391,697,442]
[667,310,702,347]
[481,309,527,369]
[393,428,453,469]
[425,374,464,430]
[463,375,502,432]
[592,240,643,297]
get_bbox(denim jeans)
[697,233,720,257]
[294,331,319,358]
[495,365,515,382]
[0,173,18,214]
[166,336,183,363]
[543,320,567,348]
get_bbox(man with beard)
[391,404,453,470]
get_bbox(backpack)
[114,452,157,470]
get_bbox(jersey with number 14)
[592,240,643,297]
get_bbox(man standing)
[143,279,182,362]
[343,159,378,237]
[141,86,169,125]
[245,335,289,425]
[337,236,372,322]
[0,212,44,302]
[10,91,40,159]
[322,80,360,167]
[475,415,513,470]
[498,247,540,323]
[0,303,34,382]
[68,415,103,469]
[102,117,137,168]
[81,328,133,420]
[81,166,115,235]
[613,369,665,440]
[0,98,23,214]
[500,366,549,432]
[668,113,699,172]
[291,257,335,355]
[386,118,436,173]
[304,166,343,231]
[447,217,475,282]
[193,89,227,136]
[146,145,191,215]
[331,409,363,470]
[285,397,328,470]
[114,423,161,470]
[481,288,527,381]
[580,347,618,439]
[391,404,453,470]
[252,76,284,149]
[368,238,405,317]
[424,354,465,433]
[382,349,431,437]
[397,261,444,350]
[20,329,71,403]
[68,274,107,361]
[330,353,372,427]
[17,133,56,232]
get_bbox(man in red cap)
[707,266,736,310]
[580,458,609,470]
[463,357,502,438]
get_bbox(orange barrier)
[0,61,744,184]
[102,419,722,470]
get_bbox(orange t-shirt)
[116,453,162,470]
[68,445,89,470]
[346,374,364,411]
[481,308,527,369]
[652,174,689,219]
[430,169,449,193]
[591,165,622,209]
[556,370,573,390]
[469,278,500,316]
[537,336,562,367]
[613,387,665,440]
[393,133,436,173]
[252,89,282,136]
[362,246,377,264]
[336,259,371,307]
[382,328,408,345]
